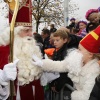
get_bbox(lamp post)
[64,0,69,26]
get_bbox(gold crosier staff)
[9,0,19,100]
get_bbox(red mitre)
[80,25,100,53]
[9,0,32,26]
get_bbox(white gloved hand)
[32,54,43,67]
[0,59,19,83]
[0,85,9,100]
[0,85,7,97]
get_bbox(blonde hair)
[93,53,100,60]
[53,30,69,39]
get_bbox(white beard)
[14,35,43,86]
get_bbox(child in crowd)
[69,18,76,28]
[85,9,100,25]
[44,29,74,100]
[43,28,82,100]
[32,26,100,100]
[49,30,73,99]
[85,9,100,37]
[77,21,88,38]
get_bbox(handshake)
[32,54,43,67]
[0,59,19,85]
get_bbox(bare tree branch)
[32,0,79,32]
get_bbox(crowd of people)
[32,7,100,100]
[0,0,100,100]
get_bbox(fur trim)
[42,49,83,73]
[42,59,66,72]
[64,49,83,76]
[71,59,100,100]
[0,27,10,46]
[71,90,89,100]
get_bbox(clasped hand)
[0,59,19,85]
[32,54,43,67]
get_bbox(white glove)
[0,85,7,97]
[0,85,9,100]
[32,54,43,67]
[0,59,19,83]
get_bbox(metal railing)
[50,84,75,100]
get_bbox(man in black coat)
[41,28,54,58]
[49,24,57,34]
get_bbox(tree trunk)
[36,20,39,33]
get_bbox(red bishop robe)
[9,0,44,99]
[3,0,44,99]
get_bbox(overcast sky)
[71,0,100,21]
